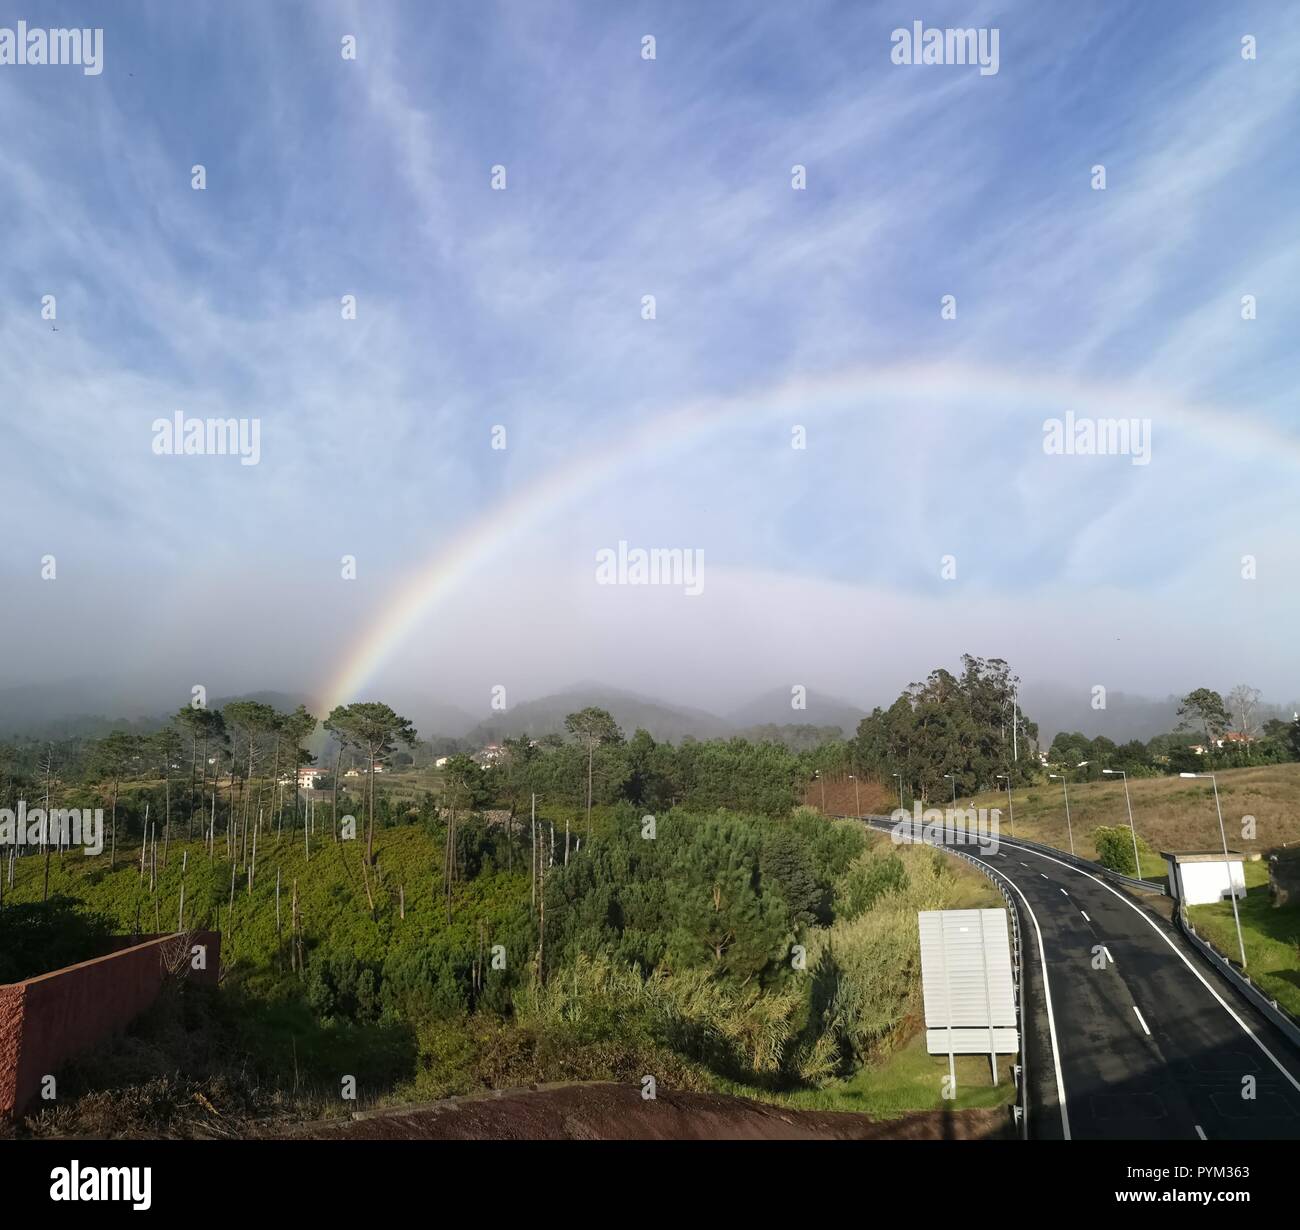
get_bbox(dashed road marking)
[1195,1125,1207,1140]
[990,838,1300,1097]
[1081,911,1090,922]
[1133,1006,1151,1036]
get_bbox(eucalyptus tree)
[277,705,318,837]
[151,726,185,868]
[89,731,143,868]
[223,701,278,865]
[324,702,417,865]
[564,707,622,839]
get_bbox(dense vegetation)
[3,660,1294,1133]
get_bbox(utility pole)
[1102,769,1141,878]
[1048,772,1075,856]
[1181,772,1247,968]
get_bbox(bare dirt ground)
[278,1081,1010,1141]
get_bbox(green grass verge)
[1187,872,1300,1019]
[726,1030,1014,1116]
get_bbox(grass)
[763,827,1016,1118]
[965,765,1300,1024]
[1187,869,1300,1018]
[4,805,1018,1132]
[965,763,1300,863]
[732,1030,1015,1117]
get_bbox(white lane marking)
[967,855,1072,1140]
[994,838,1300,1097]
[1040,873,1049,879]
[1019,861,1029,867]
[1081,910,1090,922]
[1195,1125,1207,1140]
[1103,947,1114,964]
[1134,1006,1151,1035]
[1060,889,1069,897]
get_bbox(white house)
[434,756,450,769]
[1162,850,1247,906]
[298,766,328,789]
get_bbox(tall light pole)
[1047,772,1075,856]
[995,773,1015,837]
[943,773,957,806]
[1180,771,1247,969]
[892,771,903,812]
[849,774,861,819]
[1102,768,1141,879]
[814,770,825,811]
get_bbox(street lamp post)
[892,772,903,812]
[814,770,825,812]
[1180,771,1247,969]
[943,773,958,844]
[1102,768,1142,880]
[849,774,861,818]
[995,773,1015,837]
[1047,772,1075,856]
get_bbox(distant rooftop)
[1160,850,1246,864]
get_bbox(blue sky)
[1,0,1297,718]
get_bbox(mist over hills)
[1021,684,1300,749]
[725,689,867,735]
[2,677,1295,752]
[456,685,734,747]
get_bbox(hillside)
[726,689,865,736]
[459,685,734,745]
[3,804,1007,1136]
[966,763,1300,864]
[1022,683,1300,748]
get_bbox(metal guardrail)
[849,811,1300,1083]
[853,814,1166,895]
[1177,910,1300,1051]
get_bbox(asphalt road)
[933,832,1300,1140]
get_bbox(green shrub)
[1092,825,1151,876]
[0,896,115,983]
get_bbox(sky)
[0,0,1297,729]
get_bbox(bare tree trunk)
[110,776,118,869]
[188,730,198,839]
[366,752,376,865]
[162,767,171,871]
[586,745,594,840]
[331,743,342,842]
[537,828,546,986]
[140,803,149,883]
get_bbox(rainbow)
[319,361,1297,713]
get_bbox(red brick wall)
[0,930,220,1121]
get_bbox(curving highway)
[868,819,1300,1141]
